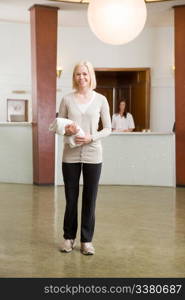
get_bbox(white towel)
[49,117,85,148]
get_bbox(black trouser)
[62,162,102,242]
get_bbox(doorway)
[95,68,151,131]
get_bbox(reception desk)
[56,132,176,187]
[100,132,175,186]
[0,124,175,187]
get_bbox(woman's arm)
[58,97,78,135]
[91,97,112,141]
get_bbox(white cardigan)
[58,91,111,163]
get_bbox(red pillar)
[174,5,185,186]
[30,5,58,184]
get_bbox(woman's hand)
[122,129,134,132]
[65,123,79,136]
[115,129,131,132]
[75,134,92,145]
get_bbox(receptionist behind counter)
[112,100,135,132]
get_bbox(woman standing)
[112,100,135,132]
[58,61,111,255]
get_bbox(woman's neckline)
[117,112,128,118]
[73,91,95,114]
[74,90,95,104]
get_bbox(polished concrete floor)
[0,183,185,278]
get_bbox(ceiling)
[0,0,184,27]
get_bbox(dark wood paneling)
[30,5,58,185]
[174,5,185,185]
[95,72,117,87]
[131,82,147,131]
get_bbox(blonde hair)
[72,61,97,90]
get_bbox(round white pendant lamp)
[87,0,147,45]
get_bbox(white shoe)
[60,239,76,253]
[80,242,95,255]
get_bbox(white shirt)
[75,91,95,114]
[112,113,135,130]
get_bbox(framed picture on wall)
[7,99,28,122]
